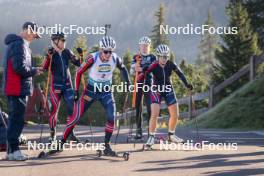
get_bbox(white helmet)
[99,36,116,50]
[156,44,170,56]
[138,36,151,45]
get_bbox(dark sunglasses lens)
[61,39,66,42]
[103,50,112,54]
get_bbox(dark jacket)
[2,34,37,96]
[42,49,80,89]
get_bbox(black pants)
[7,96,27,153]
[135,89,151,130]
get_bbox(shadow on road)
[134,151,264,175]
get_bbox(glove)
[74,90,79,101]
[187,84,193,91]
[76,47,83,55]
[47,47,54,55]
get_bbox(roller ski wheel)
[96,149,102,157]
[122,152,129,161]
[96,149,130,161]
[194,139,203,149]
[37,149,61,158]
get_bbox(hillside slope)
[188,76,264,129]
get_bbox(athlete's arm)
[116,56,131,84]
[138,61,158,81]
[171,61,190,88]
[68,49,81,67]
[75,54,94,91]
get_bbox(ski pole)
[115,92,129,145]
[189,91,200,142]
[44,50,53,109]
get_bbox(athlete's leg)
[99,92,116,145]
[144,91,152,133]
[62,91,94,141]
[63,85,74,119]
[165,91,184,143]
[148,91,161,135]
[167,103,179,133]
[149,103,160,134]
[164,91,178,133]
[135,88,143,129]
[49,85,61,140]
[63,86,79,141]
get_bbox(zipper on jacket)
[59,53,65,81]
[162,67,166,87]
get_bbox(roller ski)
[96,143,130,161]
[38,140,64,158]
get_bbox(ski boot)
[49,130,56,143]
[134,128,143,140]
[103,143,117,156]
[144,134,155,150]
[67,130,80,143]
[168,133,185,144]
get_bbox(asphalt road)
[0,125,264,176]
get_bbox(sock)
[168,131,174,136]
[149,132,155,137]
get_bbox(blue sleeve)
[116,56,131,84]
[171,61,189,87]
[12,41,37,78]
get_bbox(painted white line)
[192,131,252,134]
[251,131,264,136]
[202,134,221,137]
[211,137,264,140]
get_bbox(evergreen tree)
[243,0,264,50]
[212,0,261,89]
[195,10,219,81]
[150,3,169,49]
[170,58,209,113]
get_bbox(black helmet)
[51,32,66,41]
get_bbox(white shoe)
[7,150,28,161]
[168,135,185,143]
[145,135,155,148]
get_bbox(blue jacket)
[2,34,37,96]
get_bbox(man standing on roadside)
[2,22,43,161]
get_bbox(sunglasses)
[159,56,169,60]
[60,39,66,42]
[103,50,112,55]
